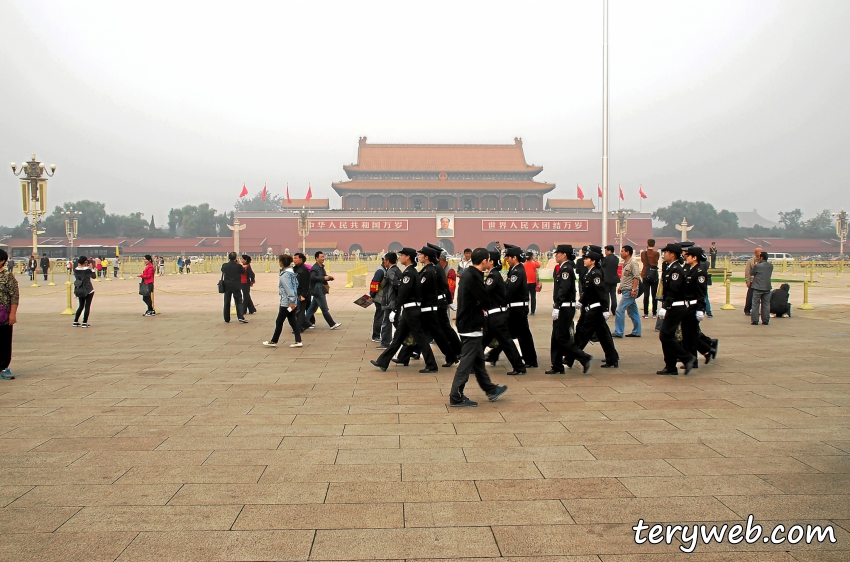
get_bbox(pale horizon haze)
[1,0,848,230]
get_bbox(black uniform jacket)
[580,265,609,310]
[661,261,688,308]
[553,261,578,306]
[418,263,440,308]
[684,263,708,312]
[484,268,508,310]
[395,264,420,312]
[505,264,528,305]
[456,266,489,334]
[432,263,452,306]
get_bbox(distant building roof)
[734,210,778,229]
[332,180,553,194]
[280,199,329,209]
[344,137,543,174]
[545,199,596,211]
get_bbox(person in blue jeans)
[613,245,642,338]
[301,251,342,331]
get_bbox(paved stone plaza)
[1,271,849,561]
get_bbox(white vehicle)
[188,255,204,263]
[766,252,793,263]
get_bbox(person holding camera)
[72,256,97,328]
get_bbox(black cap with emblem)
[398,247,417,259]
[685,245,703,257]
[418,246,438,261]
[488,250,502,269]
[585,244,603,262]
[504,244,525,261]
[555,244,574,256]
[661,242,682,255]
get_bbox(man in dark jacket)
[378,253,401,349]
[292,253,312,329]
[40,253,50,281]
[448,248,507,407]
[221,252,247,324]
[302,251,341,330]
[601,245,620,313]
[770,283,791,317]
[369,262,386,342]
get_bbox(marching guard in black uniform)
[682,246,719,367]
[370,247,439,373]
[655,243,697,375]
[394,246,458,369]
[547,244,593,374]
[503,244,538,368]
[427,242,463,362]
[574,245,619,367]
[481,250,526,375]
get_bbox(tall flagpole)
[601,0,609,249]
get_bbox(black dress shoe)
[580,356,593,374]
[442,360,458,368]
[544,368,565,375]
[565,359,575,369]
[419,367,439,373]
[507,370,527,375]
[411,353,421,360]
[524,363,538,369]
[703,352,712,365]
[370,360,387,372]
[656,368,679,375]
[391,358,409,366]
[600,361,619,368]
[625,333,641,338]
[711,340,719,359]
[683,357,696,375]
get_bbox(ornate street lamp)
[63,207,81,285]
[834,209,848,258]
[293,207,314,255]
[11,154,56,259]
[611,208,631,251]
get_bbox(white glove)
[551,308,559,320]
[389,311,396,323]
[450,303,457,311]
[696,311,705,322]
[657,308,667,319]
[602,311,610,321]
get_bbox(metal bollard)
[809,263,814,283]
[48,265,56,286]
[60,282,74,315]
[798,280,815,310]
[819,264,825,278]
[720,276,735,310]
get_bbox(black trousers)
[605,283,618,313]
[481,311,524,371]
[271,306,300,343]
[744,286,753,314]
[399,310,457,364]
[486,307,537,366]
[527,284,537,314]
[75,293,94,323]
[643,277,659,316]
[574,309,619,364]
[42,266,48,280]
[142,285,154,312]
[436,305,462,357]
[242,283,256,314]
[223,287,245,322]
[0,325,13,371]
[551,307,591,370]
[682,312,714,359]
[372,302,383,340]
[659,307,694,370]
[375,308,437,370]
[449,336,498,403]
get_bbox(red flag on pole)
[305,184,313,201]
[239,184,248,198]
[619,185,624,201]
[597,185,603,198]
[261,183,267,201]
[639,185,647,199]
[576,184,584,200]
[286,183,292,205]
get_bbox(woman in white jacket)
[263,254,302,348]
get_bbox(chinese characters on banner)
[309,219,408,231]
[481,220,589,231]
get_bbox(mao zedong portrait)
[437,216,454,237]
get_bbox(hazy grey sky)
[2,0,848,229]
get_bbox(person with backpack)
[72,256,97,328]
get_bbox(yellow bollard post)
[119,260,125,280]
[808,263,814,283]
[152,287,158,314]
[60,282,75,315]
[720,276,735,310]
[65,263,72,286]
[48,264,56,286]
[797,280,815,310]
[780,261,786,274]
[819,264,825,278]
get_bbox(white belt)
[437,295,445,300]
[584,303,601,311]
[402,302,420,309]
[508,302,529,308]
[670,301,687,307]
[487,307,506,314]
[687,299,698,305]
[420,306,437,312]
[560,302,578,308]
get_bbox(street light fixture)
[293,207,314,255]
[11,154,56,287]
[834,209,848,258]
[63,207,82,285]
[611,208,631,251]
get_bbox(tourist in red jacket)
[139,254,156,316]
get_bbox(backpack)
[73,278,87,298]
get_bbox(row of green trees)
[653,201,835,239]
